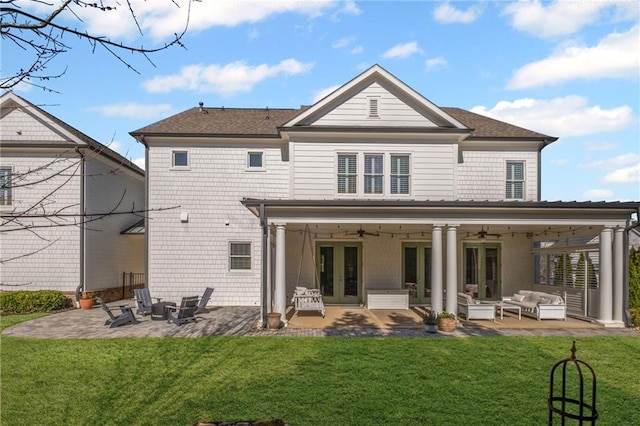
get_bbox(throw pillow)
[539,297,551,304]
[512,294,526,302]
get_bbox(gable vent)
[368,98,379,118]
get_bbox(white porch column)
[274,224,287,323]
[266,227,272,313]
[598,227,613,323]
[613,227,624,323]
[445,226,458,314]
[431,226,443,313]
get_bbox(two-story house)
[131,65,637,327]
[0,92,145,303]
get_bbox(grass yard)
[1,316,639,426]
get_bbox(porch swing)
[290,224,326,317]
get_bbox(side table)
[151,301,177,321]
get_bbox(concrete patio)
[1,300,637,339]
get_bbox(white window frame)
[229,242,252,271]
[0,166,12,206]
[246,150,265,171]
[337,153,358,195]
[505,161,525,200]
[171,150,190,170]
[390,154,411,196]
[364,153,384,195]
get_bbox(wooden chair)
[195,287,214,314]
[134,288,161,316]
[167,296,199,326]
[97,298,139,328]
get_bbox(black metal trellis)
[548,341,598,425]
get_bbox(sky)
[4,0,639,202]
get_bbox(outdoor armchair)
[134,288,161,316]
[167,296,199,326]
[195,287,214,314]
[97,298,139,328]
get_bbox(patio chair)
[134,288,161,316]
[195,287,214,314]
[167,296,199,326]
[97,298,139,328]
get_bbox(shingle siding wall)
[85,157,145,291]
[0,152,81,291]
[457,148,538,201]
[0,106,65,142]
[147,144,289,305]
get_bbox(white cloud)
[583,189,615,200]
[143,59,314,96]
[313,85,340,103]
[382,41,422,59]
[604,163,640,184]
[471,95,635,137]
[502,0,609,38]
[425,56,447,71]
[332,36,355,49]
[508,26,639,89]
[350,45,363,55]
[579,153,640,170]
[550,158,570,166]
[89,103,173,119]
[582,141,619,151]
[248,28,259,40]
[433,1,483,24]
[332,0,362,20]
[133,157,146,170]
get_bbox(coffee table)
[496,302,521,320]
[151,301,177,321]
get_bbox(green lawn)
[1,316,639,426]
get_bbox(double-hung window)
[390,154,410,195]
[0,167,11,206]
[337,153,357,194]
[364,154,383,194]
[229,242,251,270]
[506,161,524,199]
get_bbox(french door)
[402,243,432,304]
[316,242,362,304]
[463,243,501,301]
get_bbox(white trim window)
[506,161,524,199]
[0,167,12,206]
[364,154,383,194]
[390,154,410,195]
[247,151,265,171]
[229,242,251,270]
[171,150,189,169]
[337,153,357,194]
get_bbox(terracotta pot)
[79,298,95,310]
[437,317,457,332]
[267,312,281,329]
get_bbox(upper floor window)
[390,154,410,194]
[364,154,383,194]
[0,167,11,206]
[506,161,524,199]
[172,150,189,168]
[229,242,251,270]
[247,151,264,171]
[337,153,357,194]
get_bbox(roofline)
[129,131,282,139]
[279,126,470,135]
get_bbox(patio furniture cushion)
[457,292,495,321]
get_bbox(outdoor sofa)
[502,290,566,321]
[457,292,496,321]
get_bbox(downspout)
[260,203,268,328]
[74,147,86,306]
[623,207,640,327]
[143,137,149,291]
[537,138,553,201]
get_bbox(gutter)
[74,147,86,305]
[260,203,268,328]
[537,138,555,202]
[623,207,640,327]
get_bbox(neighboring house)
[0,92,145,302]
[131,65,638,326]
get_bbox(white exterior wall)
[0,152,81,291]
[147,144,288,305]
[291,140,456,200]
[458,148,538,201]
[84,156,145,291]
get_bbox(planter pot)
[267,312,281,330]
[437,318,457,332]
[79,298,95,310]
[424,324,438,333]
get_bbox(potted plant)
[267,312,281,329]
[437,311,457,332]
[79,292,96,310]
[423,310,438,333]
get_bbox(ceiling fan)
[348,226,379,238]
[476,226,501,239]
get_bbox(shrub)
[631,308,640,329]
[0,290,68,313]
[629,246,640,310]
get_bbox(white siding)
[457,148,538,201]
[147,144,289,305]
[85,156,145,291]
[0,152,82,291]
[291,139,456,200]
[0,106,66,142]
[312,83,437,127]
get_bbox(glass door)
[402,243,432,304]
[317,242,362,304]
[463,243,501,300]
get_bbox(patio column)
[445,226,458,314]
[274,224,287,323]
[613,227,624,323]
[431,226,443,313]
[598,227,613,323]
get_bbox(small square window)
[247,151,264,170]
[172,151,188,167]
[230,242,251,270]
